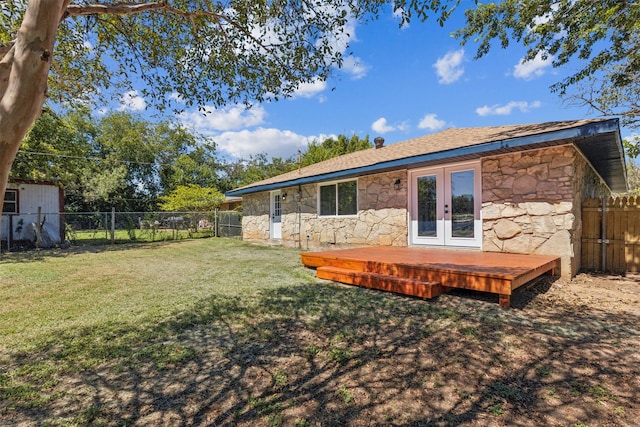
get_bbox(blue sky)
[114,6,626,161]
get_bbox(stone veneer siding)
[241,191,271,241]
[242,144,610,277]
[241,171,409,250]
[481,144,608,277]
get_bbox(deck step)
[317,266,443,299]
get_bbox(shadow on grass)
[1,281,638,426]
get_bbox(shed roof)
[226,118,626,196]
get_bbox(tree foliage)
[1,0,456,113]
[158,184,225,212]
[0,0,457,215]
[625,159,640,197]
[81,164,129,207]
[219,153,297,191]
[300,134,372,167]
[623,136,640,196]
[11,109,221,212]
[11,108,88,183]
[217,134,373,189]
[623,136,640,159]
[454,0,640,127]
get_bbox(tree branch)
[65,1,226,22]
[63,1,296,84]
[65,1,169,17]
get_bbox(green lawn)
[1,238,638,426]
[66,228,216,245]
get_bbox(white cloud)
[433,49,465,84]
[215,128,324,159]
[178,104,266,132]
[177,104,338,159]
[392,7,410,29]
[418,114,446,131]
[475,101,542,116]
[118,90,147,112]
[342,56,370,80]
[513,52,554,80]
[292,78,328,99]
[95,107,109,116]
[529,5,560,33]
[371,117,396,134]
[371,117,410,134]
[323,13,358,54]
[397,122,410,132]
[169,92,185,104]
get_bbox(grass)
[0,238,638,426]
[1,238,280,352]
[66,227,216,245]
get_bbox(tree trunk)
[0,0,67,224]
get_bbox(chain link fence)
[2,210,242,250]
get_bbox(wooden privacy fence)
[582,197,640,273]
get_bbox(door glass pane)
[417,176,437,237]
[337,181,357,215]
[451,170,475,238]
[273,194,281,220]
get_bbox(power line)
[15,149,172,167]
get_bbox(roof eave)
[226,118,623,196]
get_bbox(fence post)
[111,207,115,244]
[8,214,13,252]
[214,207,219,237]
[104,212,108,240]
[4,214,11,252]
[36,206,42,249]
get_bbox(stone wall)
[481,145,608,277]
[242,171,409,249]
[292,171,408,249]
[242,144,611,275]
[241,192,270,241]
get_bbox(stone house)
[226,119,626,277]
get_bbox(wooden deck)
[301,247,559,307]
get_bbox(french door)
[409,162,482,248]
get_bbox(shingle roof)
[227,118,625,195]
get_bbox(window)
[319,180,357,216]
[3,189,18,214]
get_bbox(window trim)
[3,188,19,215]
[317,178,358,217]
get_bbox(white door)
[270,190,282,240]
[409,162,482,248]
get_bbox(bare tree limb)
[65,1,169,17]
[65,1,226,22]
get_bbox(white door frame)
[409,168,445,246]
[408,161,482,248]
[270,190,282,240]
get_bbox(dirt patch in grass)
[1,251,638,426]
